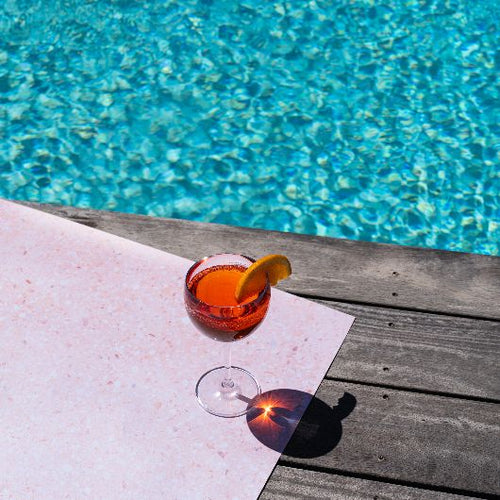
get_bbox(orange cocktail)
[185,262,270,342]
[185,253,291,418]
[184,254,271,417]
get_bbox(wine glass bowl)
[184,254,271,417]
[185,254,270,342]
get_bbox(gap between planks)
[295,292,500,324]
[267,464,499,500]
[325,377,500,405]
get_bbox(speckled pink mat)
[0,199,354,500]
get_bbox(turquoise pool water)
[1,0,499,255]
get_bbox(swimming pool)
[1,0,499,256]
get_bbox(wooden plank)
[17,202,500,320]
[320,300,500,401]
[276,381,500,496]
[262,466,473,499]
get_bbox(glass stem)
[222,343,234,389]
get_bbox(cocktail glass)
[184,254,271,418]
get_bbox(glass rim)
[184,253,270,309]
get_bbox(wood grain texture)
[17,202,500,320]
[279,381,500,496]
[261,466,472,499]
[318,300,500,401]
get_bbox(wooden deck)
[22,202,500,499]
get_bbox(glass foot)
[195,366,261,418]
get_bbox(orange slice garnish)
[235,254,292,302]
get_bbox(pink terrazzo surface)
[0,199,354,500]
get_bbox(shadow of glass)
[246,389,356,458]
